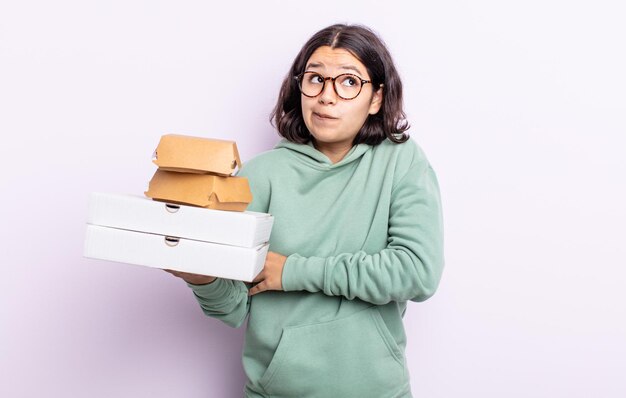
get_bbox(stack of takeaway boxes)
[83,134,274,282]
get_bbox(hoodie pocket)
[258,306,407,398]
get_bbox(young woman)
[167,23,445,398]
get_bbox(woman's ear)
[368,85,384,115]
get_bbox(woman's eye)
[341,76,358,87]
[309,74,324,84]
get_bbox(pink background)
[2,1,625,397]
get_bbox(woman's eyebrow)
[305,62,364,76]
[339,65,363,75]
[305,62,324,70]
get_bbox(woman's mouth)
[313,112,339,121]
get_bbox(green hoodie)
[188,138,444,398]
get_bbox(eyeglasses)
[294,71,373,100]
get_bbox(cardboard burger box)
[84,193,274,282]
[145,170,252,212]
[152,134,242,176]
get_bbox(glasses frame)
[294,71,372,100]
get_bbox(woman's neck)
[312,140,353,164]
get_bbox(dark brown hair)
[271,24,410,146]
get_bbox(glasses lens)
[298,72,365,99]
[299,72,325,97]
[334,74,362,100]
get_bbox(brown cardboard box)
[152,134,243,176]
[145,169,252,211]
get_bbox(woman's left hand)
[248,251,287,296]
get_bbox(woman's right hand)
[164,269,217,285]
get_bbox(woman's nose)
[318,79,337,105]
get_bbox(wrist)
[187,275,217,285]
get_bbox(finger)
[248,281,266,296]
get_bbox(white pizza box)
[84,224,268,282]
[87,192,273,248]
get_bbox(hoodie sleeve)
[186,278,250,328]
[281,162,444,305]
[186,160,271,327]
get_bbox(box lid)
[87,192,273,248]
[152,134,243,176]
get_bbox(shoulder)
[374,137,427,160]
[235,146,292,213]
[237,147,290,179]
[373,137,431,178]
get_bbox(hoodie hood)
[274,139,371,170]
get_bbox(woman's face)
[300,46,383,149]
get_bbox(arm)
[187,278,251,328]
[180,160,271,327]
[281,163,444,305]
[166,262,251,328]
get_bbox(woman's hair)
[271,24,410,146]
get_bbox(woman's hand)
[164,269,217,285]
[248,251,287,296]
